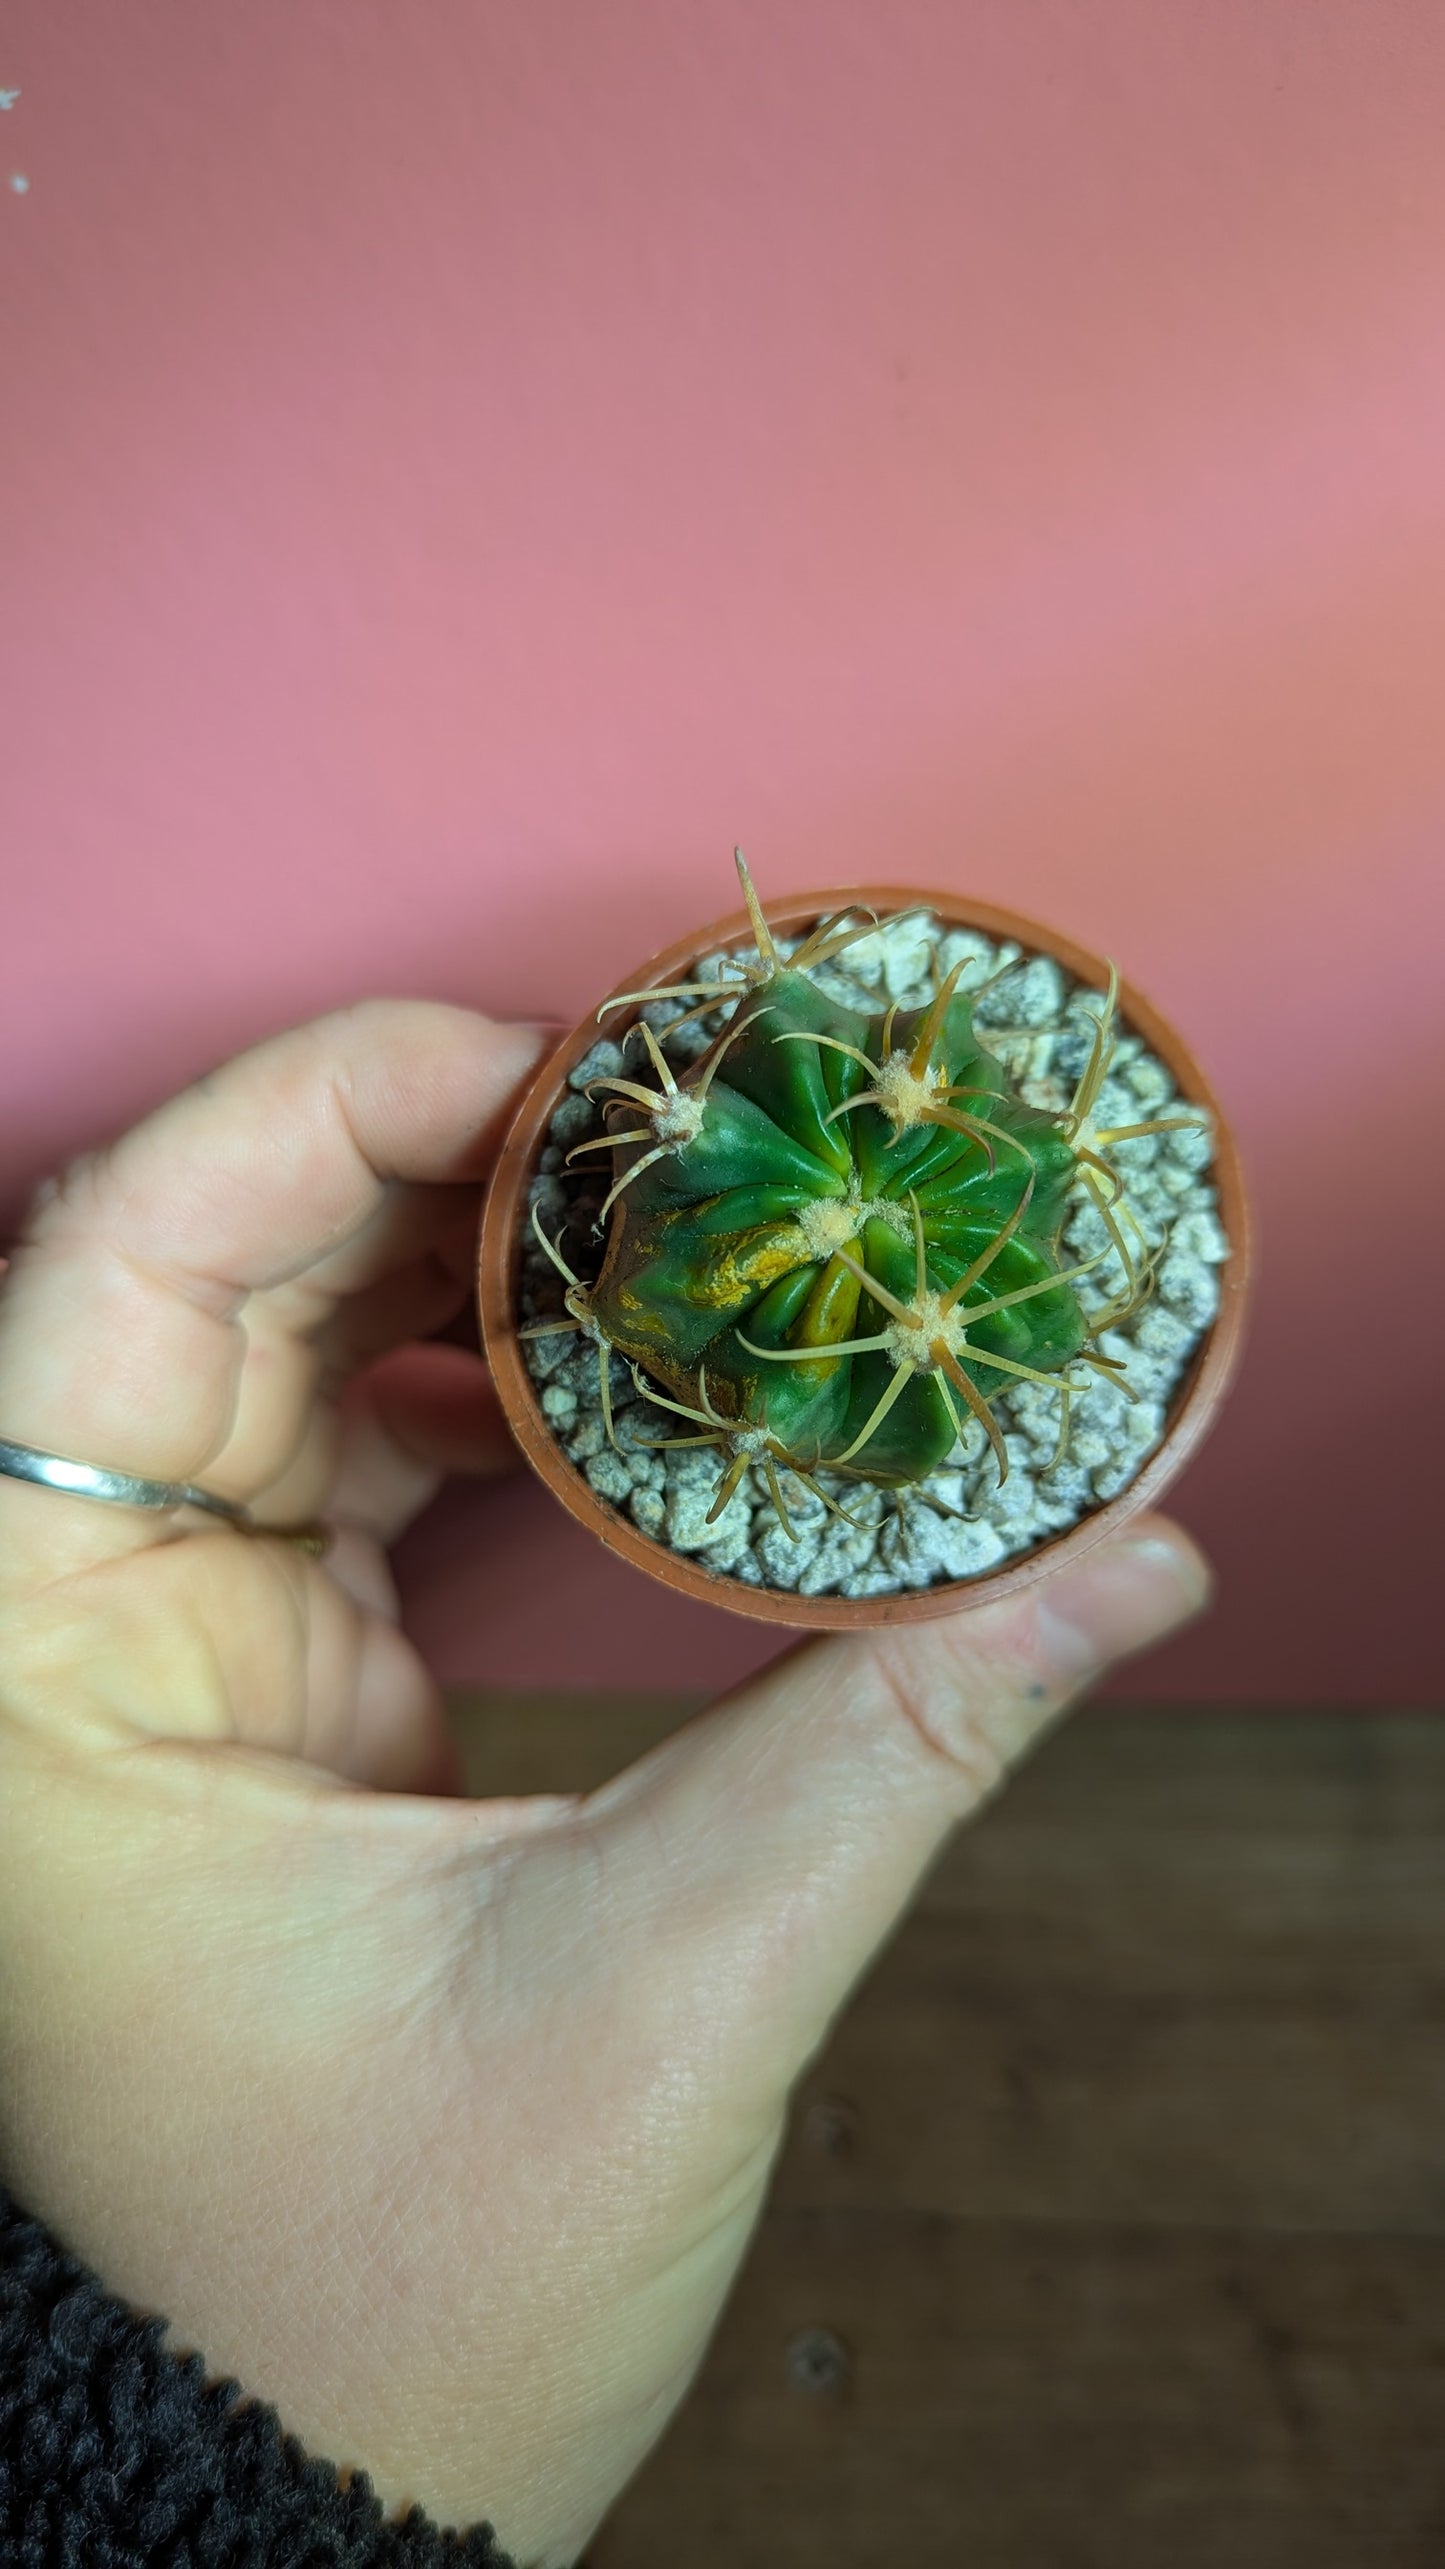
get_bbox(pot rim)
[477,883,1251,1628]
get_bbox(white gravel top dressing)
[517,910,1228,1601]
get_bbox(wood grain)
[590,2214,1445,2568]
[447,1698,1445,2565]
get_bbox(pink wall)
[4,3,1443,1701]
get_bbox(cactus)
[526,855,1200,1538]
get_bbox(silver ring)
[0,1437,332,1557]
[1,1436,249,1520]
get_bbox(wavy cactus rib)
[555,854,1193,1533]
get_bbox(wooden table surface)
[450,1696,1445,2567]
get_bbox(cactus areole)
[523,856,1204,1546]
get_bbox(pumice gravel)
[517,908,1228,1601]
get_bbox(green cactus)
[528,855,1200,1537]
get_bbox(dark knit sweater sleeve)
[0,2188,518,2568]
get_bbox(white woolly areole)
[793,1191,910,1261]
[727,1423,778,1458]
[880,1294,970,1371]
[868,1047,951,1129]
[648,1089,706,1146]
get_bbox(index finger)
[0,1000,545,1575]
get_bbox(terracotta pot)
[478,886,1251,1629]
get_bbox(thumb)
[588,1516,1210,2090]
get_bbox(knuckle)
[853,1620,1075,1810]
[854,1636,1011,1806]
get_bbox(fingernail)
[1121,1531,1213,1595]
[1035,1526,1212,1685]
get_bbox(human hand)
[0,1002,1210,2567]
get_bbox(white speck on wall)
[8,173,28,193]
[0,91,21,110]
